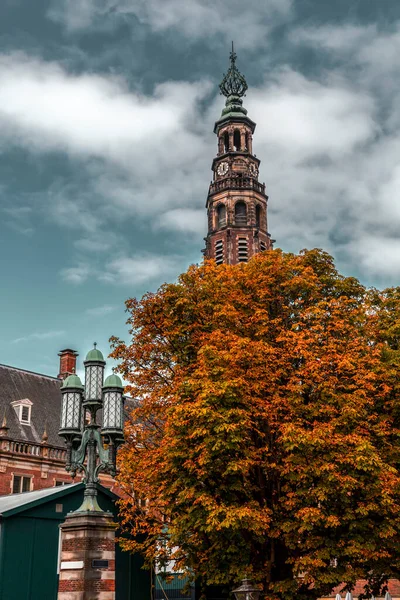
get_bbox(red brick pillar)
[58,512,116,600]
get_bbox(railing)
[209,177,265,196]
[4,440,67,461]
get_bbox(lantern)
[232,580,262,600]
[83,344,106,407]
[101,374,124,438]
[59,374,83,435]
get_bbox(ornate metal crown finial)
[219,41,248,99]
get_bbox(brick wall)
[0,440,115,496]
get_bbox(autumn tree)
[110,249,400,600]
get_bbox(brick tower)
[204,45,273,265]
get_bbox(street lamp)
[59,345,125,513]
[232,579,262,600]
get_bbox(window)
[233,129,241,151]
[11,399,32,425]
[21,406,30,422]
[215,240,224,265]
[235,202,247,225]
[238,238,248,262]
[223,131,229,153]
[12,475,32,494]
[245,132,249,150]
[256,205,261,228]
[260,241,267,252]
[55,480,66,487]
[217,204,226,228]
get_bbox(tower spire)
[203,49,273,265]
[219,43,248,100]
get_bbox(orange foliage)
[110,249,400,600]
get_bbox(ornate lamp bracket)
[59,346,125,514]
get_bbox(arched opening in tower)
[223,132,229,153]
[235,201,247,226]
[217,204,227,228]
[256,205,261,228]
[233,129,241,151]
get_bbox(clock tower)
[204,46,273,265]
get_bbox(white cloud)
[4,28,400,287]
[0,54,209,168]
[85,304,116,317]
[61,264,91,284]
[154,208,207,235]
[247,70,377,158]
[349,237,400,280]
[12,330,65,344]
[290,24,376,52]
[100,253,184,285]
[48,0,292,48]
[2,204,34,235]
[0,53,212,227]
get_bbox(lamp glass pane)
[85,365,104,401]
[61,391,81,430]
[103,391,123,430]
[61,395,67,429]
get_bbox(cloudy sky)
[1,0,400,375]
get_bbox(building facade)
[0,349,115,496]
[204,46,274,265]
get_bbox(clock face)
[217,161,229,176]
[249,163,258,177]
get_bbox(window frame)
[11,399,32,425]
[12,474,32,494]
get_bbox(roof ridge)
[0,363,60,381]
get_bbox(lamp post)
[232,579,262,600]
[59,344,124,513]
[57,345,124,600]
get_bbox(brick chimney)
[58,349,78,380]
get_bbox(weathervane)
[219,41,248,99]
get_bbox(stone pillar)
[240,130,246,151]
[58,511,116,600]
[218,135,224,155]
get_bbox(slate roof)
[0,363,64,447]
[0,363,136,449]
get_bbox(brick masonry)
[204,105,272,265]
[0,440,116,495]
[58,511,116,600]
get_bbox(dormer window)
[11,399,32,425]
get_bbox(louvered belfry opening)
[237,237,249,262]
[215,240,224,265]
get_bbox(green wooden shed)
[0,483,151,600]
